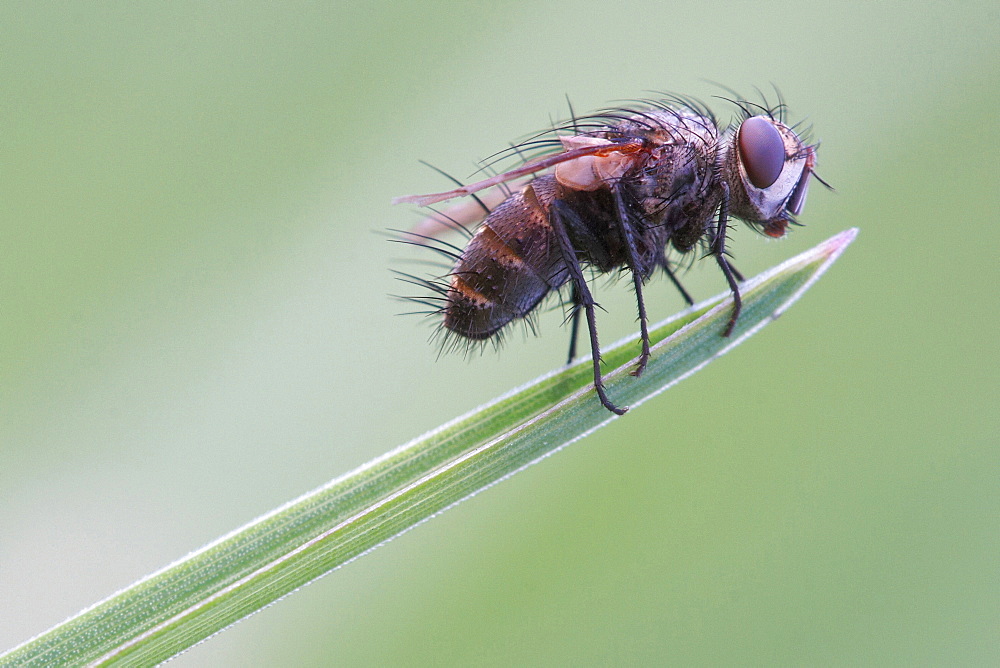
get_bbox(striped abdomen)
[444,177,566,339]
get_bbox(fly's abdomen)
[444,181,564,339]
[443,225,547,338]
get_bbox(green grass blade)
[2,229,857,667]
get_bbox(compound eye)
[738,116,785,189]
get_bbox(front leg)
[711,183,742,338]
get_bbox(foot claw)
[630,355,649,378]
[596,383,628,415]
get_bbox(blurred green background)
[2,1,997,664]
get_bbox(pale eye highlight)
[738,116,785,189]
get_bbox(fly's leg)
[712,183,742,337]
[551,200,627,415]
[662,262,695,307]
[565,283,581,365]
[613,189,652,377]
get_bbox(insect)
[394,92,826,415]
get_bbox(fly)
[394,92,828,415]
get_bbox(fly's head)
[723,115,817,238]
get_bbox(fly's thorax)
[721,116,815,237]
[613,107,719,147]
[619,109,720,227]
